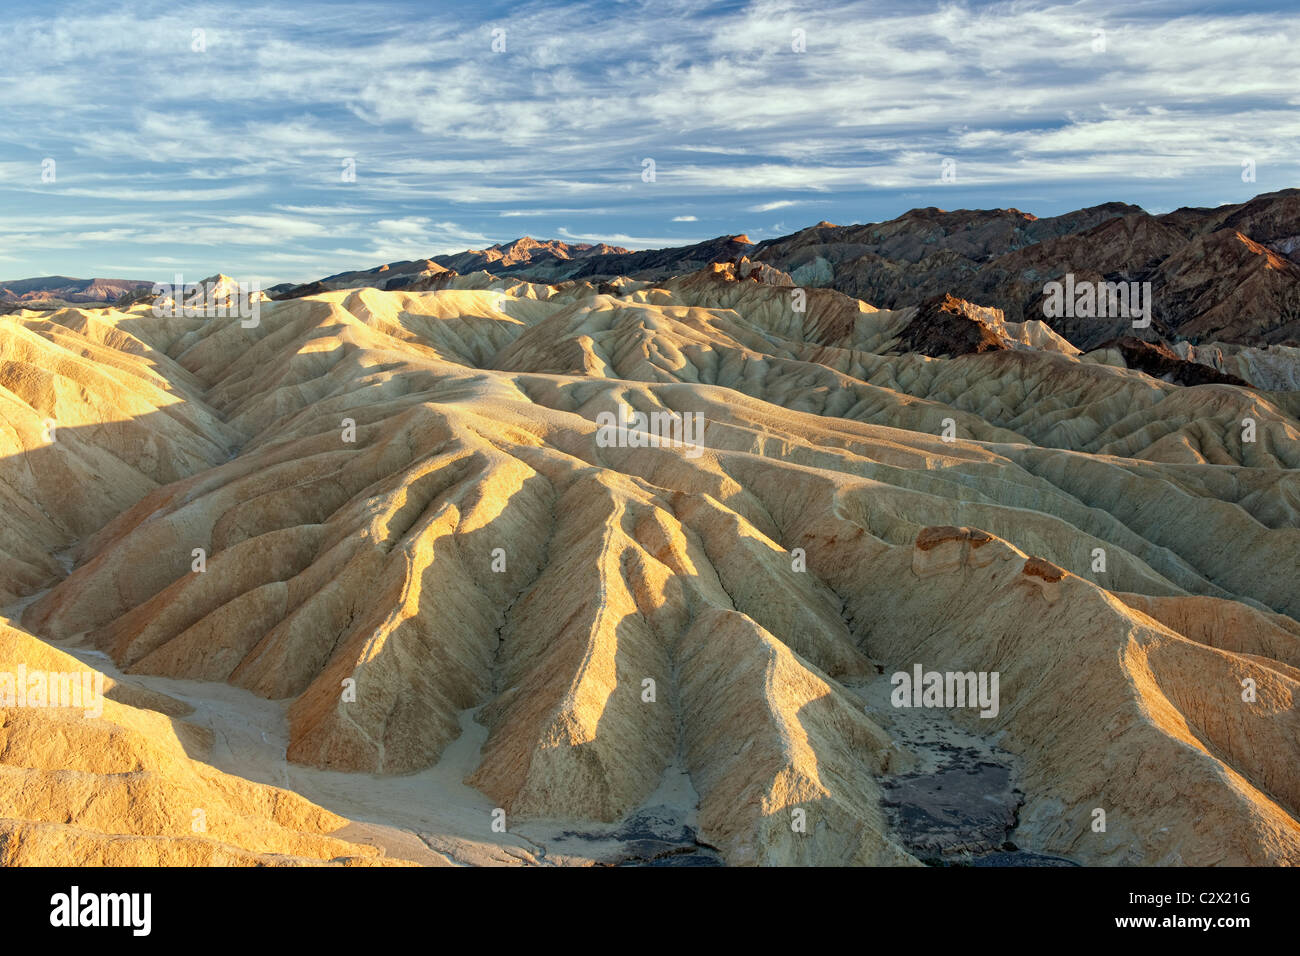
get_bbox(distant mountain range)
[10,189,1300,351]
[0,275,155,309]
[271,188,1300,351]
[263,235,751,297]
[748,189,1300,350]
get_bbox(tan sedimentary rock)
[1,264,1297,865]
[0,623,412,865]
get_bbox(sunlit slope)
[0,621,411,865]
[3,268,1298,865]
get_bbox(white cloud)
[56,184,267,202]
[1,0,1297,280]
[556,227,703,248]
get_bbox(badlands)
[1,231,1298,866]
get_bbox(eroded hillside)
[1,265,1297,865]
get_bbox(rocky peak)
[894,293,1013,358]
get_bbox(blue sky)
[1,0,1298,285]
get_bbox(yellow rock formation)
[2,268,1297,865]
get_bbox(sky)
[1,0,1298,286]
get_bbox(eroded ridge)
[2,266,1297,865]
